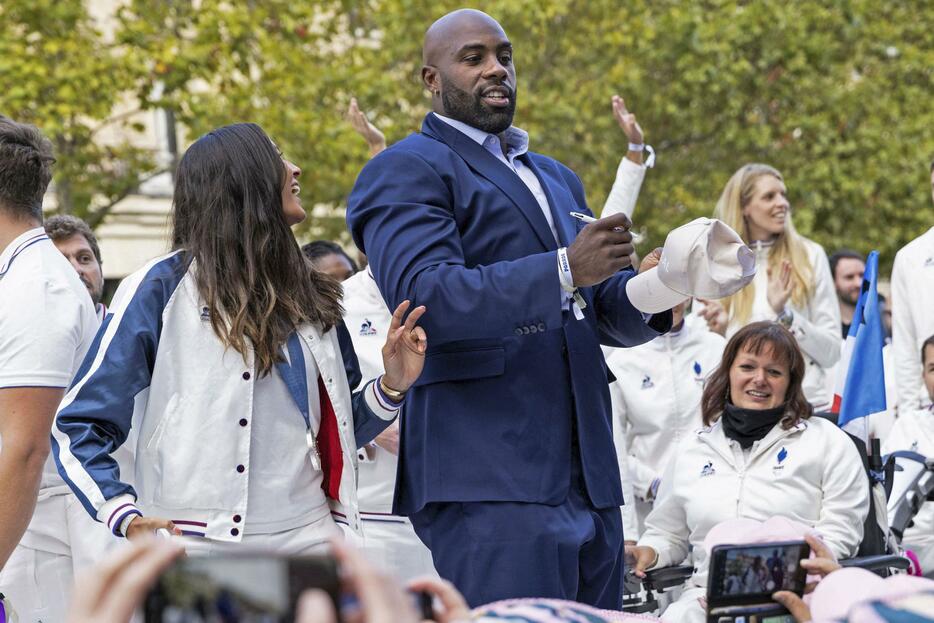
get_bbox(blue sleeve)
[347,149,564,344]
[350,380,395,448]
[336,320,363,391]
[51,254,186,519]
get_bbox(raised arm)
[601,95,651,220]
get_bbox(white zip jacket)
[891,226,934,413]
[51,252,398,541]
[605,317,725,500]
[638,416,868,588]
[727,239,841,410]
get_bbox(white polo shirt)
[0,227,98,490]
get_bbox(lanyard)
[274,332,321,470]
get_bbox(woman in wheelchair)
[625,321,869,622]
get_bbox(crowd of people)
[1,7,933,623]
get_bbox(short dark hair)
[922,334,934,366]
[829,249,864,280]
[301,240,359,273]
[44,214,102,265]
[0,116,55,221]
[701,321,812,428]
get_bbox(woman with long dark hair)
[51,123,427,552]
[625,322,867,623]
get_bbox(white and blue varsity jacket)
[51,251,399,542]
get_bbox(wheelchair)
[620,437,933,615]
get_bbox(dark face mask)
[721,402,786,449]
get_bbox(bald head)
[423,9,505,65]
[421,10,517,134]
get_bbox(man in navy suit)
[346,9,671,608]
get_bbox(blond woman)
[698,164,840,410]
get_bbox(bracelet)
[777,308,794,329]
[557,247,576,293]
[627,142,644,152]
[378,375,406,403]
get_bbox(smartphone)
[144,553,339,623]
[708,540,811,603]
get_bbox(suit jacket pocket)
[413,340,505,386]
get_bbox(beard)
[440,75,516,135]
[83,278,103,306]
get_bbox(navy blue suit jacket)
[347,113,670,515]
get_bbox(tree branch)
[84,167,170,229]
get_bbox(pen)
[569,212,625,231]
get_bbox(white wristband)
[627,142,644,153]
[557,247,575,293]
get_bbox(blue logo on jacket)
[641,375,654,389]
[700,461,716,477]
[359,319,378,336]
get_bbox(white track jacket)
[51,252,397,541]
[638,416,869,588]
[726,239,841,410]
[891,226,934,413]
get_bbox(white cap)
[626,217,756,314]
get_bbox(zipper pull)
[307,428,321,471]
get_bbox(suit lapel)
[522,155,577,248]
[422,114,557,251]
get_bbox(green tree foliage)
[4,0,932,269]
[0,0,159,225]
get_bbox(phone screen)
[144,554,339,623]
[714,542,807,600]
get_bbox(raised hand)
[567,212,635,286]
[612,95,644,145]
[696,298,729,336]
[348,97,387,156]
[767,259,794,315]
[380,300,427,393]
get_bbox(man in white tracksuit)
[605,304,725,538]
[891,223,934,414]
[0,117,118,623]
[341,266,437,581]
[883,335,934,575]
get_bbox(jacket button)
[529,325,538,333]
[242,372,251,380]
[538,322,546,332]
[230,528,239,536]
[239,418,248,427]
[233,514,241,523]
[514,328,523,336]
[522,326,530,334]
[236,464,245,473]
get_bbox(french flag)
[832,250,887,444]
